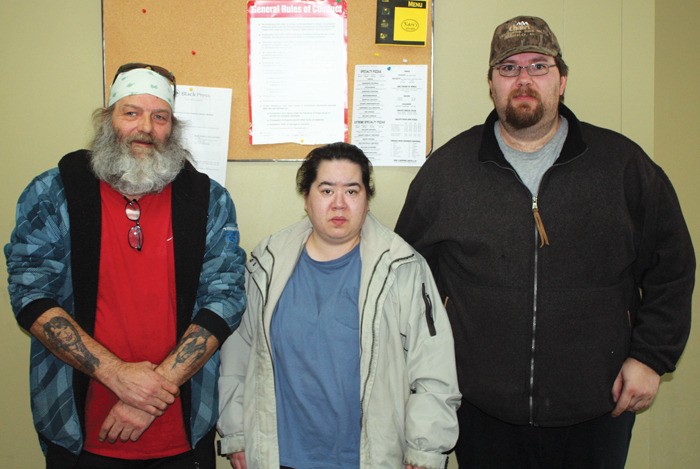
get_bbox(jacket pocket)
[532,280,633,425]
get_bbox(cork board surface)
[103,0,432,160]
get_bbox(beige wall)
[650,1,700,467]
[0,1,696,467]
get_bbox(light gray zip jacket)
[217,213,460,468]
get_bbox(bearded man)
[396,16,695,469]
[5,63,246,468]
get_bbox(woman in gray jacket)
[217,142,460,469]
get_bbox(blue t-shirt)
[271,245,362,469]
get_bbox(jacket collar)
[251,213,416,338]
[478,103,588,166]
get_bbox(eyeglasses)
[124,197,143,251]
[493,62,556,77]
[112,62,177,98]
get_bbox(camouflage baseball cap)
[489,16,562,67]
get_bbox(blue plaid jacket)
[5,150,246,455]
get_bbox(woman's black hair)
[296,142,375,199]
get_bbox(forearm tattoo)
[43,317,100,374]
[170,326,212,371]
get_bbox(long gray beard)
[89,118,190,197]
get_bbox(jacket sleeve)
[192,182,247,345]
[4,169,71,329]
[628,161,695,375]
[217,257,259,455]
[399,255,461,469]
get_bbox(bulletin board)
[102,0,433,161]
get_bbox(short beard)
[504,88,545,130]
[89,109,190,197]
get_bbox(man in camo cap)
[396,15,694,468]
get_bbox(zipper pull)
[422,283,436,336]
[532,197,550,247]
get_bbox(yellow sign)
[375,0,428,46]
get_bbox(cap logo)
[502,21,541,40]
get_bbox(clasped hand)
[99,401,155,443]
[96,361,180,444]
[103,361,180,416]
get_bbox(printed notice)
[351,64,427,166]
[175,85,232,186]
[248,0,348,145]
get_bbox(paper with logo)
[375,0,428,46]
[175,85,232,186]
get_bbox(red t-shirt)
[83,182,190,458]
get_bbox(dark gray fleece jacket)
[395,104,695,426]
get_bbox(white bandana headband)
[108,68,175,108]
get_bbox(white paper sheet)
[174,85,232,186]
[351,64,428,166]
[248,12,347,145]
